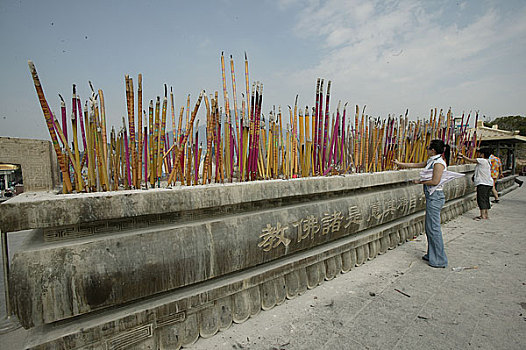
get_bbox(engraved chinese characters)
[258,222,291,251]
[258,189,426,252]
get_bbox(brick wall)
[0,137,59,191]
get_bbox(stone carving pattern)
[106,323,153,350]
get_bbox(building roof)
[472,121,526,143]
[0,164,19,171]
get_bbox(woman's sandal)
[473,216,483,221]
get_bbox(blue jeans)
[424,188,448,267]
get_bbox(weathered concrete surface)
[0,137,59,192]
[5,166,476,329]
[189,177,526,350]
[18,200,469,349]
[496,174,520,196]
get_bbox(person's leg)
[422,191,431,261]
[476,185,484,219]
[423,190,431,261]
[479,185,491,219]
[492,179,499,202]
[425,191,447,267]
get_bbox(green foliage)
[485,115,526,136]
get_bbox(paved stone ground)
[1,179,525,349]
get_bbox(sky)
[1,0,525,141]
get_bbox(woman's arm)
[458,154,478,164]
[416,163,445,185]
[393,159,427,169]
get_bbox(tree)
[485,115,526,136]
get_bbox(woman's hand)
[457,153,477,164]
[413,179,421,184]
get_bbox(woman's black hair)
[479,148,492,159]
[429,139,450,165]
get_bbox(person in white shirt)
[393,139,450,268]
[458,148,493,220]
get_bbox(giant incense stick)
[71,85,83,191]
[98,89,108,167]
[167,91,204,185]
[137,74,143,186]
[148,100,154,186]
[27,61,73,192]
[230,55,240,166]
[125,76,137,188]
[158,85,168,182]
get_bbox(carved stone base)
[24,194,476,349]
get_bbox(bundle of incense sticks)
[27,56,479,194]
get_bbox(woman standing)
[393,139,450,268]
[458,148,493,220]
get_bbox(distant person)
[458,148,493,220]
[394,139,450,268]
[489,152,502,203]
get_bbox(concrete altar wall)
[0,137,59,192]
[1,165,506,349]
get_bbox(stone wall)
[1,164,517,349]
[0,137,59,192]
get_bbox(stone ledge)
[0,165,475,233]
[23,194,476,349]
[10,175,475,328]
